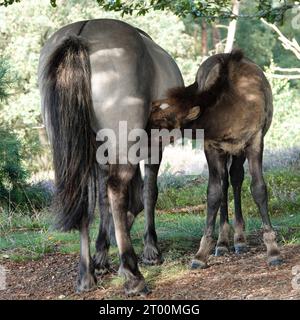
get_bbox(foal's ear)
[203,62,221,90]
[185,106,201,121]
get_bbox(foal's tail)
[41,36,97,231]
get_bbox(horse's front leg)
[142,161,162,265]
[215,157,231,256]
[191,148,227,269]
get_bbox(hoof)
[190,259,208,270]
[142,244,163,265]
[234,243,248,255]
[268,256,284,266]
[93,253,111,275]
[215,246,229,257]
[76,272,97,293]
[94,264,110,276]
[142,256,163,265]
[124,278,150,297]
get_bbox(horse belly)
[203,100,266,155]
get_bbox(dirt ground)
[1,243,300,300]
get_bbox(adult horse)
[38,18,185,295]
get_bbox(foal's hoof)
[268,255,284,267]
[215,246,229,257]
[190,259,208,270]
[124,279,150,297]
[142,244,163,265]
[234,243,248,255]
[76,272,97,293]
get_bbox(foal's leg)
[191,148,227,269]
[142,162,162,265]
[230,154,248,254]
[94,165,112,274]
[246,133,282,266]
[108,164,148,296]
[215,157,231,256]
[77,215,97,292]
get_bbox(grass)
[157,167,300,217]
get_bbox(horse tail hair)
[41,36,97,231]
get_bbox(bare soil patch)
[1,244,300,300]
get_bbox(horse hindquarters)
[40,36,98,291]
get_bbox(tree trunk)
[193,24,198,56]
[212,23,222,53]
[201,19,208,57]
[224,0,240,53]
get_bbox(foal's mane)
[167,49,244,112]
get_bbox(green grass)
[157,168,300,218]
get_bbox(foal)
[150,49,282,268]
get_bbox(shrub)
[0,127,52,211]
[0,59,52,211]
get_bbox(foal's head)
[149,49,244,130]
[149,98,201,130]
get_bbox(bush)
[0,127,52,211]
[0,59,52,211]
[264,62,300,150]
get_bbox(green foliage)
[0,59,12,101]
[0,127,52,210]
[0,59,51,211]
[2,0,297,22]
[235,19,276,67]
[264,62,300,150]
[0,127,27,188]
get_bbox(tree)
[201,19,208,57]
[262,18,300,80]
[224,0,239,53]
[0,0,298,23]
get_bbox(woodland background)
[0,1,300,300]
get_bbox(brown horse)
[149,49,282,268]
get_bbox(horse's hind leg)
[94,165,144,275]
[246,132,282,266]
[108,164,148,296]
[215,156,231,256]
[77,215,97,292]
[230,153,248,254]
[94,165,113,275]
[142,161,162,265]
[191,148,227,269]
[127,164,144,230]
